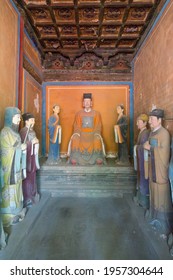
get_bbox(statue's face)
[12,114,21,125]
[83,98,92,109]
[149,116,161,130]
[53,106,60,114]
[26,118,35,128]
[117,106,123,114]
[137,119,146,131]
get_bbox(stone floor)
[0,192,172,260]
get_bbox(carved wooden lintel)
[43,69,132,82]
[43,51,132,72]
[23,56,43,85]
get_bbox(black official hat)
[149,109,164,118]
[22,112,34,122]
[83,93,92,100]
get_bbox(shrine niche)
[13,0,166,81]
[45,84,130,158]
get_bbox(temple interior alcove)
[1,0,173,261]
[44,84,131,157]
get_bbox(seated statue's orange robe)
[69,109,105,165]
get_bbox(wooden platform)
[37,158,137,197]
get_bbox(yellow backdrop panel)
[46,85,129,156]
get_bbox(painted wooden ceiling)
[14,0,166,79]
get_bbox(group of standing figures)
[134,108,173,254]
[2,94,173,256]
[0,108,40,249]
[0,93,129,250]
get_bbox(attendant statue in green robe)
[0,152,7,249]
[0,107,27,227]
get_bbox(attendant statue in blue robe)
[47,105,62,165]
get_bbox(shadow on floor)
[0,192,172,260]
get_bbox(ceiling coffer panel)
[15,0,165,73]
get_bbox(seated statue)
[67,93,106,165]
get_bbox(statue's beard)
[11,123,19,133]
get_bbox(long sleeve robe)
[69,109,105,165]
[148,126,173,235]
[20,126,40,207]
[0,127,23,226]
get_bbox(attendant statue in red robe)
[67,93,106,165]
[133,114,150,209]
[20,113,40,208]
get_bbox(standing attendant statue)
[0,148,7,249]
[168,138,173,255]
[169,138,173,203]
[20,113,40,208]
[143,108,173,236]
[133,114,150,209]
[0,222,6,250]
[114,104,129,164]
[68,93,106,165]
[47,105,62,165]
[0,107,27,226]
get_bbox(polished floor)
[0,192,172,260]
